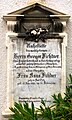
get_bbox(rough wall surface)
[0,0,72,120]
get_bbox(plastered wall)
[0,0,72,120]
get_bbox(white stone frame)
[2,32,67,116]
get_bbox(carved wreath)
[24,26,51,42]
[17,21,63,41]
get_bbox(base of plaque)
[2,108,13,117]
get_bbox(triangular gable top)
[8,3,66,15]
[3,3,70,21]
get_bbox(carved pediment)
[4,3,70,20]
[8,3,65,15]
[3,3,70,34]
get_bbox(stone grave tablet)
[12,38,61,106]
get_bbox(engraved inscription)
[12,39,61,106]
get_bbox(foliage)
[52,75,72,120]
[9,102,38,120]
[38,99,53,120]
[38,74,72,120]
[9,74,72,120]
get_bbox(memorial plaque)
[12,38,62,106]
[2,2,70,116]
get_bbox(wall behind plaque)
[0,0,72,120]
